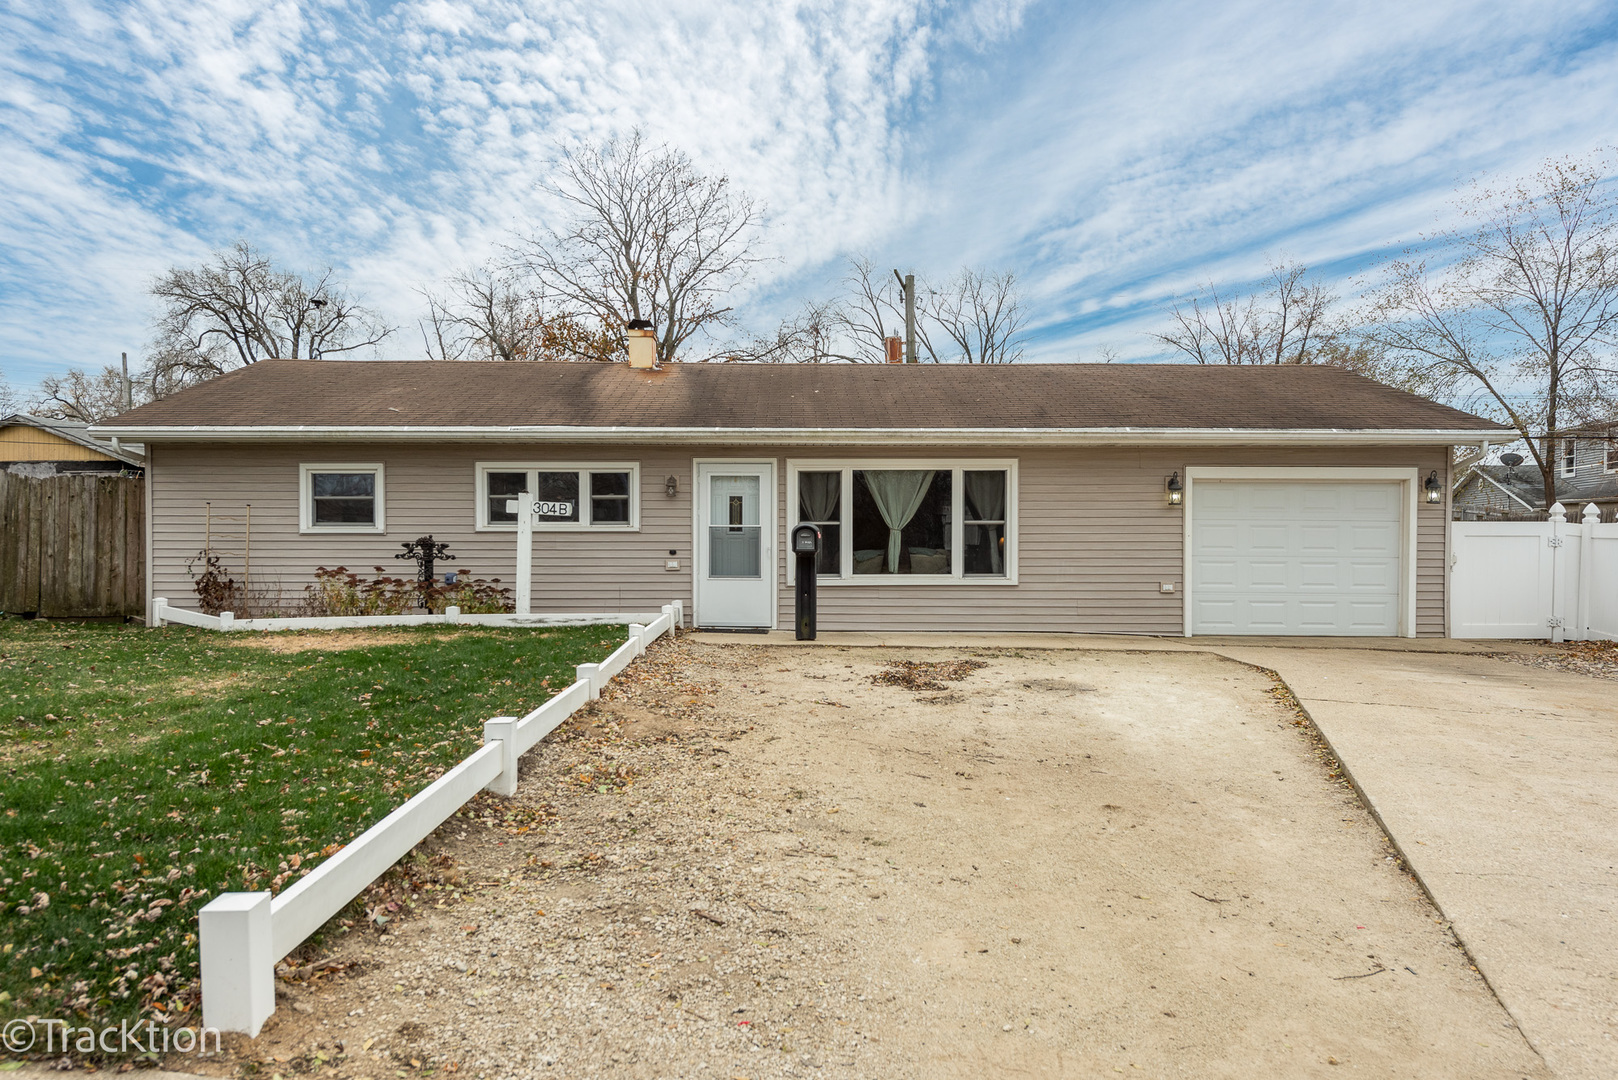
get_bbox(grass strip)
[0,618,626,1034]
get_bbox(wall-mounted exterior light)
[665,475,679,498]
[1425,470,1443,504]
[1166,471,1184,506]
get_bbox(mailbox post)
[792,523,821,641]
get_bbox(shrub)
[300,566,512,617]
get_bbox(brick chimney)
[626,320,656,369]
[883,335,902,364]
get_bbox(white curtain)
[861,470,935,573]
[799,472,840,522]
[964,471,1005,574]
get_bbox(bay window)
[476,463,639,530]
[789,461,1016,583]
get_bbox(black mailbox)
[791,524,821,640]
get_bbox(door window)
[709,475,761,578]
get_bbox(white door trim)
[691,459,777,629]
[1182,467,1420,638]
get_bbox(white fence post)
[1549,502,1567,643]
[483,716,520,797]
[510,497,533,616]
[662,604,677,638]
[576,662,601,700]
[152,597,168,627]
[200,892,275,1036]
[445,604,461,625]
[1577,503,1600,640]
[628,623,647,656]
[219,611,235,630]
[673,599,684,630]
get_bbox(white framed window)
[299,463,385,533]
[1562,438,1577,476]
[786,459,1017,585]
[475,462,640,531]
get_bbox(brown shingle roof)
[98,360,1506,435]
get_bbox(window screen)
[311,472,376,525]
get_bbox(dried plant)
[299,566,512,617]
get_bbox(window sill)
[807,574,1018,586]
[474,524,640,533]
[299,525,386,535]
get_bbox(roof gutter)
[90,423,1514,447]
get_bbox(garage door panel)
[1193,599,1238,632]
[1349,560,1397,589]
[1191,480,1402,636]
[1298,524,1346,553]
[1351,485,1401,513]
[1197,523,1240,552]
[1247,560,1293,588]
[1350,523,1398,552]
[1194,558,1238,588]
[1244,600,1290,630]
[1247,524,1290,552]
[1348,600,1397,630]
[1298,560,1344,589]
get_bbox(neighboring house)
[1452,420,1618,521]
[1,412,145,476]
[96,357,1510,637]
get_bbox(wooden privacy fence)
[0,471,144,617]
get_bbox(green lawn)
[0,618,626,1034]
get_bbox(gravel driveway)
[193,639,1544,1079]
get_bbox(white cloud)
[0,0,1615,385]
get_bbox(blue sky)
[2,0,1617,389]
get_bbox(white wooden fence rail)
[199,601,683,1036]
[152,598,664,632]
[1452,503,1618,640]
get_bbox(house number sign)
[504,498,575,520]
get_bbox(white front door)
[1191,480,1404,635]
[696,463,775,628]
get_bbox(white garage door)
[1191,481,1403,636]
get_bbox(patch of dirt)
[227,629,510,653]
[870,657,986,691]
[1018,677,1095,693]
[1487,639,1618,681]
[191,640,1545,1080]
[171,672,255,695]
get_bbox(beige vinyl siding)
[149,443,695,618]
[148,440,1449,635]
[770,445,1448,636]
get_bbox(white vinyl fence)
[152,597,663,632]
[1451,503,1618,640]
[199,602,681,1036]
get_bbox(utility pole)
[121,352,132,411]
[893,269,917,363]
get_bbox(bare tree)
[34,365,141,422]
[148,241,393,389]
[0,368,17,415]
[721,300,841,363]
[759,257,1027,364]
[514,131,763,364]
[1154,262,1335,365]
[418,264,618,363]
[922,268,1026,364]
[1362,152,1618,509]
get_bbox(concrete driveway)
[1205,643,1618,1080]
